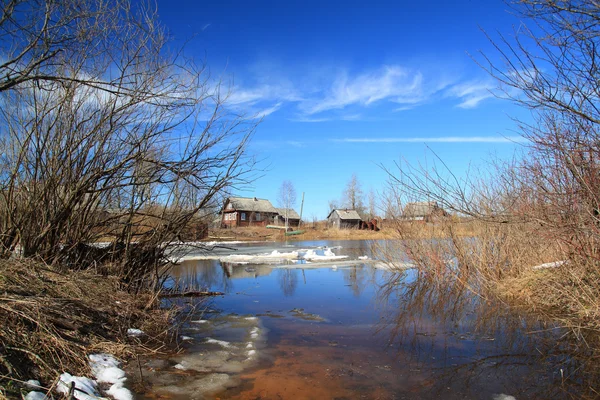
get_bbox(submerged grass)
[386,219,600,342]
[0,259,174,398]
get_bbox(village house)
[221,197,279,227]
[402,201,448,222]
[327,209,363,229]
[274,208,301,227]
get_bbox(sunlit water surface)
[132,240,590,399]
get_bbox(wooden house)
[274,208,301,227]
[327,209,362,229]
[402,201,448,222]
[221,197,279,227]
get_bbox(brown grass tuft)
[0,259,173,397]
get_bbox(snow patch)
[493,395,517,400]
[88,354,132,400]
[25,392,48,400]
[532,260,566,270]
[126,328,144,337]
[301,249,348,261]
[56,373,99,399]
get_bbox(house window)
[256,212,261,221]
[241,212,246,221]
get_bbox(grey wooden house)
[327,209,362,229]
[402,201,448,222]
[274,208,301,227]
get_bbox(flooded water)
[133,240,595,399]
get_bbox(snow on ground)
[126,328,144,337]
[532,260,567,270]
[27,354,133,400]
[25,392,47,400]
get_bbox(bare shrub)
[381,0,600,334]
[0,0,257,292]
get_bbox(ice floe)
[147,313,265,398]
[206,338,233,348]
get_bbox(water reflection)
[140,240,600,399]
[375,260,599,398]
[276,268,298,296]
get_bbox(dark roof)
[276,208,300,219]
[403,202,443,217]
[327,209,362,220]
[225,197,278,213]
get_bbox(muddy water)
[134,240,593,399]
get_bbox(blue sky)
[156,0,530,219]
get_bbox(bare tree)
[277,180,297,230]
[327,199,338,214]
[343,173,365,214]
[0,0,257,292]
[368,189,377,219]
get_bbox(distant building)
[327,209,362,229]
[221,197,279,227]
[402,201,448,222]
[274,208,301,227]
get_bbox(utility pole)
[299,192,305,227]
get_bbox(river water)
[132,240,594,399]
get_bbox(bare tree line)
[0,0,257,291]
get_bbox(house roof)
[225,197,278,213]
[403,201,442,217]
[276,208,300,219]
[327,209,362,220]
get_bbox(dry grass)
[0,259,173,398]
[385,217,600,344]
[207,219,480,242]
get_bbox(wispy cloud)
[299,66,427,115]
[285,140,305,148]
[446,80,496,109]
[202,23,211,31]
[225,63,499,121]
[333,136,525,143]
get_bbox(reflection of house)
[221,197,279,227]
[274,208,301,227]
[327,209,362,229]
[222,263,274,279]
[402,201,448,222]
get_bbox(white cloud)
[333,136,525,143]
[446,80,496,109]
[254,102,282,118]
[226,63,500,121]
[299,66,427,115]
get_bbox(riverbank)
[0,259,174,399]
[207,220,477,242]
